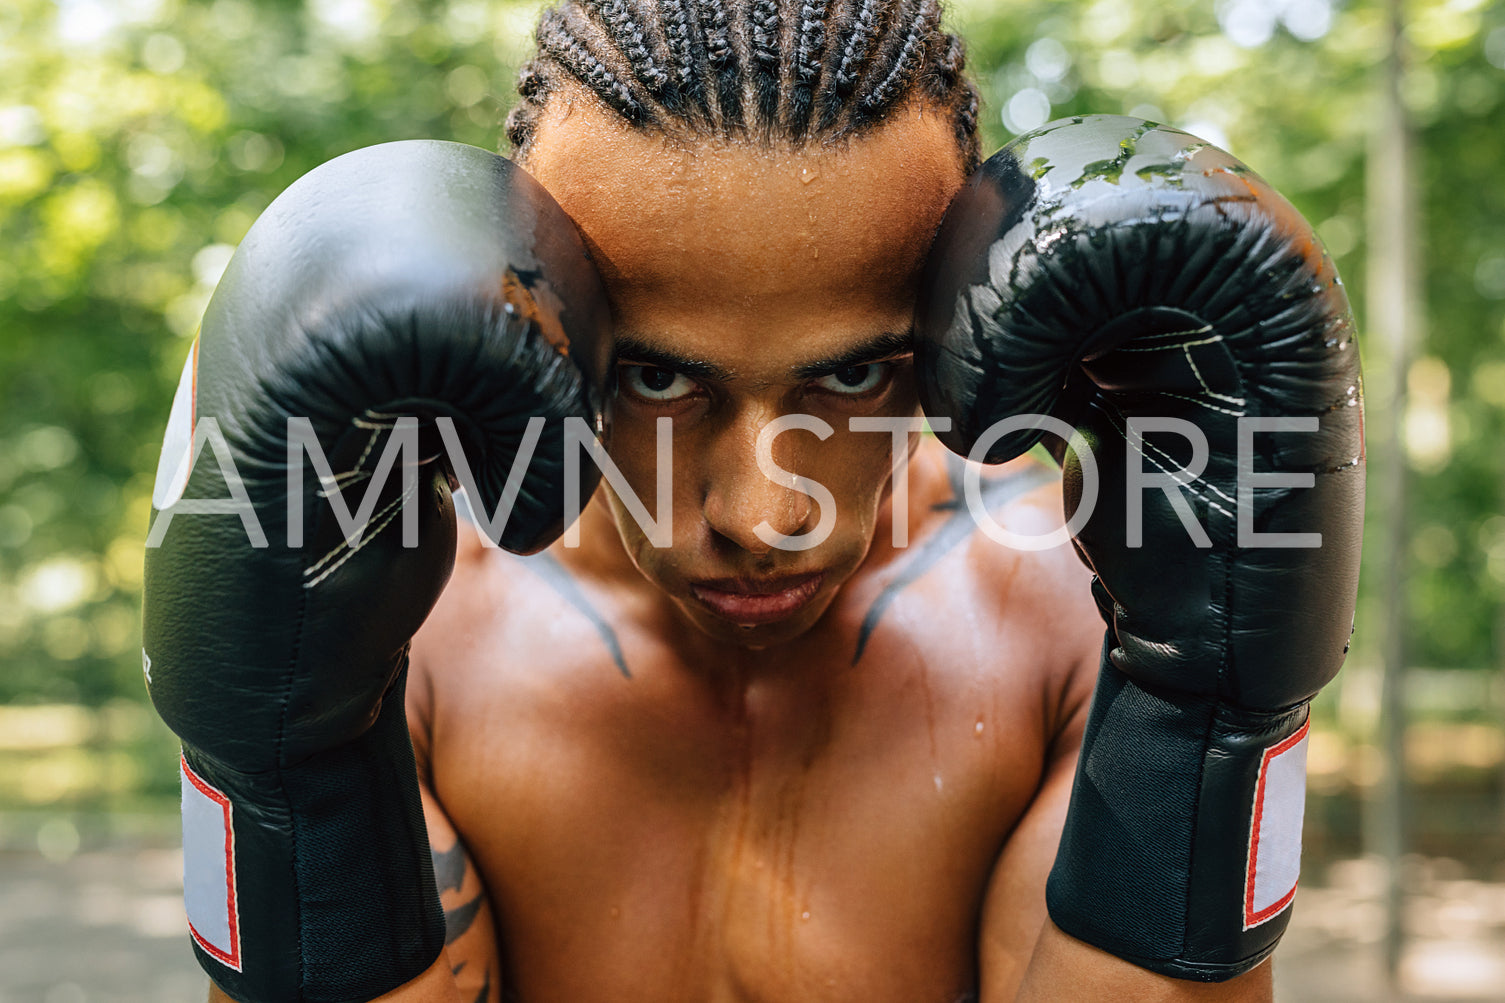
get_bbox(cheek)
[815,429,908,534]
[598,411,671,563]
[604,408,667,494]
[602,412,720,572]
[605,486,653,559]
[817,381,923,526]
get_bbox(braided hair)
[506,0,981,171]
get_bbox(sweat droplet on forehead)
[521,92,966,316]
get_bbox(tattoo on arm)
[851,456,1058,664]
[431,839,466,895]
[471,968,491,1003]
[429,838,499,1002]
[444,892,485,944]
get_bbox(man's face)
[524,90,966,648]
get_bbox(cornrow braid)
[696,0,743,126]
[830,0,880,99]
[588,0,674,103]
[956,84,979,165]
[512,0,983,173]
[504,61,550,150]
[787,0,830,138]
[857,0,939,118]
[931,31,964,92]
[659,0,701,109]
[748,0,782,128]
[535,5,648,124]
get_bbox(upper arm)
[420,781,504,1003]
[974,643,1274,1003]
[409,644,502,1003]
[406,539,504,1003]
[974,669,1087,1003]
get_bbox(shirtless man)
[141,3,1365,1001]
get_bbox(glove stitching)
[1090,399,1236,518]
[302,482,418,588]
[302,410,409,577]
[317,413,400,495]
[1148,390,1245,419]
[1111,327,1215,351]
[1179,340,1247,410]
[351,413,398,464]
[314,468,371,498]
[1107,331,1249,412]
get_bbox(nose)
[701,410,818,556]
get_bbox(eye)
[813,363,887,396]
[622,365,698,402]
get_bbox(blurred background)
[0,0,1501,999]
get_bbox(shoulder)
[898,439,1102,736]
[406,512,493,776]
[406,509,587,770]
[409,509,604,697]
[900,438,1093,614]
[407,498,642,749]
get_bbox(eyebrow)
[791,330,914,379]
[615,329,914,383]
[615,335,734,382]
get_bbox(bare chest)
[423,580,1049,1003]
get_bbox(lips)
[687,573,825,626]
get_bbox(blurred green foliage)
[1,0,1503,809]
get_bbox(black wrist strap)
[182,668,444,1003]
[1046,649,1310,982]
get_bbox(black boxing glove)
[916,116,1363,980]
[142,141,610,1002]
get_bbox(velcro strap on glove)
[180,669,444,1002]
[1046,653,1310,981]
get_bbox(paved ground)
[1272,857,1505,1002]
[0,842,1501,1002]
[0,847,203,1003]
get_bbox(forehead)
[521,89,967,367]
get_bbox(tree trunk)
[1364,0,1420,990]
